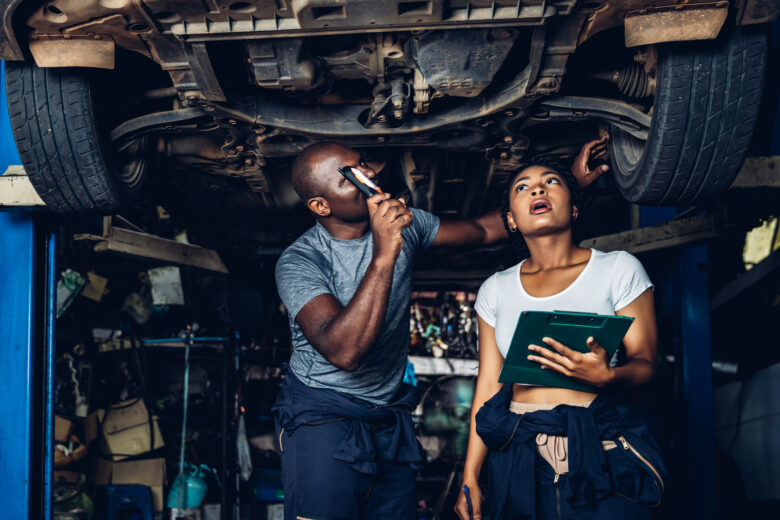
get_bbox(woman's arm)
[454,316,504,520]
[526,288,657,388]
[611,288,657,385]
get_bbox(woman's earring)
[572,213,579,221]
[510,227,518,233]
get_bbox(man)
[272,139,608,520]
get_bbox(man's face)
[311,145,378,222]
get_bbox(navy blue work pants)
[491,451,651,520]
[276,418,416,520]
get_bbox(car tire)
[609,27,767,205]
[5,62,150,213]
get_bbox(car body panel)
[0,1,777,64]
[0,0,774,243]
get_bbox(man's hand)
[527,336,615,387]
[367,193,413,264]
[572,135,610,189]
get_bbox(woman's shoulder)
[589,249,644,270]
[478,262,521,292]
[493,261,524,282]
[588,249,651,295]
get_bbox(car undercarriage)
[1,1,776,248]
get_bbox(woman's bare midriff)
[512,384,597,405]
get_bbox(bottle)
[166,462,210,509]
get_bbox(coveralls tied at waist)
[475,384,666,519]
[271,368,423,476]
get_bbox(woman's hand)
[527,336,616,387]
[571,135,610,189]
[454,482,483,520]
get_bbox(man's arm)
[295,194,412,372]
[571,135,610,189]
[431,137,610,249]
[430,210,507,248]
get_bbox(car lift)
[1,61,777,518]
[0,63,56,518]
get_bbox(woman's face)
[506,165,576,237]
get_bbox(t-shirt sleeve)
[612,251,654,311]
[474,275,498,328]
[403,208,441,252]
[275,250,332,320]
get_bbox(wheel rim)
[112,136,149,190]
[618,128,644,170]
[610,124,648,182]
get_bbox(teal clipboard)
[497,311,634,393]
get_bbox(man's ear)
[307,197,331,217]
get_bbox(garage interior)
[1,3,779,520]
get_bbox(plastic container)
[248,468,284,503]
[165,463,210,509]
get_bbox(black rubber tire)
[5,62,149,213]
[610,27,767,205]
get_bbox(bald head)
[290,142,353,202]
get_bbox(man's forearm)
[474,209,508,245]
[316,256,396,371]
[432,209,508,248]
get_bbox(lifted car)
[0,0,775,220]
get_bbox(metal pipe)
[142,87,179,99]
[43,229,56,520]
[176,326,193,514]
[143,336,231,344]
[221,334,228,520]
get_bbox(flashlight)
[338,166,383,197]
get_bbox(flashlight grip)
[338,167,381,197]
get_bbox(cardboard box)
[93,458,166,512]
[265,503,284,520]
[85,410,99,446]
[54,415,74,443]
[54,470,80,484]
[81,271,108,302]
[54,435,87,468]
[202,504,221,520]
[169,508,201,520]
[87,399,164,460]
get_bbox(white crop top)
[474,249,653,358]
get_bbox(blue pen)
[463,484,474,520]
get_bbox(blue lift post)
[0,61,56,519]
[679,245,715,518]
[0,60,36,519]
[640,206,715,517]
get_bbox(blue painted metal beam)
[0,212,36,519]
[679,246,715,518]
[639,205,715,516]
[43,231,56,520]
[0,60,36,520]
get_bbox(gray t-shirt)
[275,208,440,404]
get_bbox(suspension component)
[613,63,655,98]
[593,63,655,99]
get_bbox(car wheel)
[609,27,767,205]
[5,62,150,213]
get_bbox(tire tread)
[5,63,146,213]
[611,27,767,205]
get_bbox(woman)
[454,157,666,520]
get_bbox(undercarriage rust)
[2,0,775,199]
